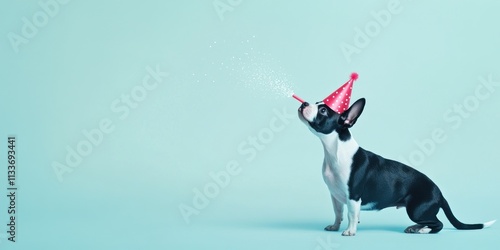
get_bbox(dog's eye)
[319,107,327,115]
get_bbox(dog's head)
[298,98,366,140]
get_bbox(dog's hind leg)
[404,199,443,234]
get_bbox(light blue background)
[1,0,499,249]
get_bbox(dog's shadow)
[356,224,404,233]
[245,220,404,233]
[255,220,326,231]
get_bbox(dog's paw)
[341,229,356,236]
[404,224,431,234]
[324,224,340,231]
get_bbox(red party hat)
[323,72,358,114]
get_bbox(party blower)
[292,94,305,103]
[291,72,359,110]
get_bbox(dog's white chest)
[323,164,348,203]
[321,139,358,204]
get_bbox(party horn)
[292,94,305,103]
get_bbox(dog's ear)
[338,98,366,128]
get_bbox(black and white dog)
[298,98,495,236]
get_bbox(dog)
[298,98,495,236]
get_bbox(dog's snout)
[301,102,309,109]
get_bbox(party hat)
[323,72,358,114]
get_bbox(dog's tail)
[441,198,496,230]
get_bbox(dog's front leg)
[325,195,344,231]
[342,199,361,236]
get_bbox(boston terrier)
[298,98,495,236]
